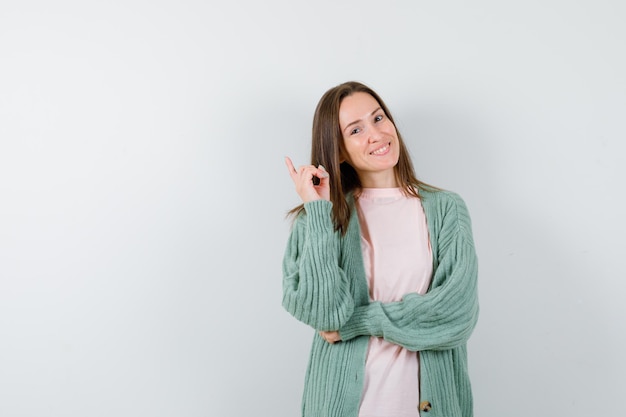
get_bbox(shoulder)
[419,187,469,215]
[419,187,474,240]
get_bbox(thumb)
[317,165,330,185]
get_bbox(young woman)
[283,81,479,417]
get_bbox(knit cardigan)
[282,188,479,417]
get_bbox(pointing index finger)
[284,156,298,178]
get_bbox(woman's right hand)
[285,156,330,203]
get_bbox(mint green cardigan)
[282,188,479,417]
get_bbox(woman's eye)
[374,115,383,122]
[351,128,360,135]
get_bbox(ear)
[338,149,348,164]
[337,140,350,164]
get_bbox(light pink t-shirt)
[356,188,433,417]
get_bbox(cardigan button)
[419,401,432,412]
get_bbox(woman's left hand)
[319,330,341,344]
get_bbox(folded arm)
[339,191,479,351]
[339,235,478,350]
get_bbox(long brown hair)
[290,81,432,235]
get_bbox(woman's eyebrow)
[343,107,382,132]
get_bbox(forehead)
[339,92,381,126]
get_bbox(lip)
[369,142,391,156]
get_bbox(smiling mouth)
[370,142,391,155]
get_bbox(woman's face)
[339,92,400,187]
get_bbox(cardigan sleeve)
[338,193,479,351]
[282,200,355,331]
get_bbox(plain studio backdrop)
[1,0,624,416]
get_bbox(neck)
[359,171,398,188]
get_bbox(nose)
[368,123,384,143]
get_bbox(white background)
[1,1,625,416]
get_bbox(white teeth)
[371,144,389,155]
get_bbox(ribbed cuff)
[339,303,382,341]
[303,200,334,231]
